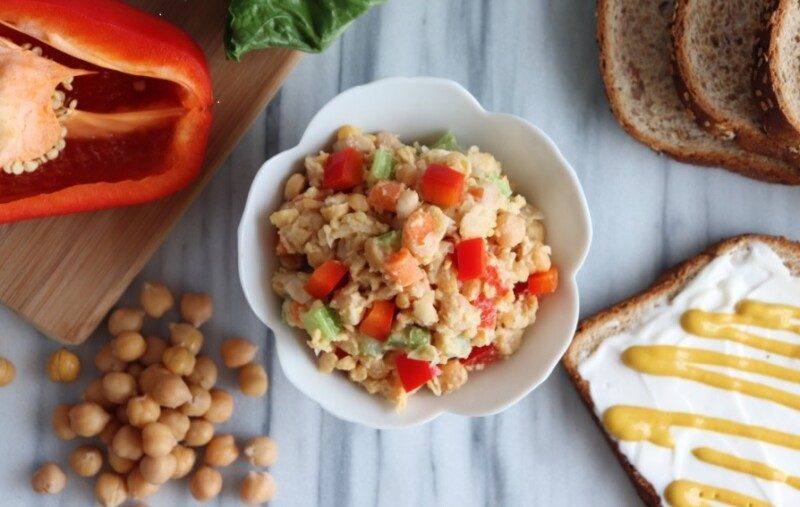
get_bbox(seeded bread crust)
[598,0,800,184]
[671,0,799,164]
[754,0,800,152]
[562,234,800,506]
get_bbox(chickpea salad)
[270,125,558,410]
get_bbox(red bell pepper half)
[395,353,440,392]
[420,164,464,207]
[527,267,559,296]
[0,0,213,224]
[323,148,364,191]
[460,345,502,369]
[456,238,487,281]
[305,260,348,299]
[358,300,395,342]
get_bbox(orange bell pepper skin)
[0,0,213,223]
[527,267,559,296]
[305,260,349,299]
[358,300,395,341]
[420,164,464,207]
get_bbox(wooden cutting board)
[0,0,301,344]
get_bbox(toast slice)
[671,0,797,163]
[754,0,800,152]
[562,234,800,505]
[597,0,800,184]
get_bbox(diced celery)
[431,130,461,151]
[376,230,400,251]
[300,303,342,342]
[358,335,385,357]
[488,174,512,197]
[387,326,431,350]
[369,148,395,181]
[446,335,472,359]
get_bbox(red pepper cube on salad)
[305,260,348,299]
[395,353,440,392]
[460,345,502,370]
[358,300,395,342]
[527,267,558,296]
[456,238,487,281]
[322,147,364,190]
[420,164,465,207]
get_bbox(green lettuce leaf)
[226,0,386,59]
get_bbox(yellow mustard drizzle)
[681,300,800,358]
[692,447,800,491]
[664,480,770,507]
[622,345,800,411]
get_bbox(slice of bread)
[598,0,800,184]
[672,0,797,163]
[562,234,800,505]
[754,0,800,153]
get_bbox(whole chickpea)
[83,378,112,408]
[0,356,15,386]
[138,363,170,394]
[150,373,192,408]
[180,293,213,327]
[31,463,66,495]
[189,466,222,502]
[52,403,77,440]
[139,453,177,485]
[108,308,144,336]
[70,445,103,477]
[204,388,234,424]
[95,343,127,373]
[127,395,161,428]
[158,408,191,441]
[69,402,111,437]
[139,337,168,366]
[127,468,158,500]
[240,471,277,505]
[239,363,269,397]
[102,371,138,405]
[47,348,81,383]
[169,323,204,355]
[220,338,259,369]
[243,436,278,467]
[184,419,215,447]
[142,422,177,457]
[180,385,211,417]
[95,472,128,507]
[162,346,196,376]
[112,425,144,461]
[107,451,136,474]
[186,355,218,390]
[204,434,239,467]
[111,332,146,362]
[140,282,174,318]
[170,445,196,480]
[99,418,122,447]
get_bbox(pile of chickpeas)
[28,283,278,505]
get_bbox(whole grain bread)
[562,234,800,505]
[598,0,800,184]
[754,0,800,152]
[671,0,798,163]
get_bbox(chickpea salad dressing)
[580,242,800,506]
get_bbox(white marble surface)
[2,0,800,505]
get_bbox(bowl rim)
[238,76,593,428]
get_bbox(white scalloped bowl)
[238,77,592,428]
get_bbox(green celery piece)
[369,149,395,181]
[300,304,342,342]
[430,130,461,151]
[358,335,385,357]
[488,174,512,197]
[449,335,472,359]
[386,329,407,349]
[387,326,431,349]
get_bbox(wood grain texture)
[0,0,300,344]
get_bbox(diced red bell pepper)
[456,238,487,281]
[527,267,559,296]
[305,259,348,299]
[395,353,440,392]
[483,265,508,296]
[358,300,395,342]
[323,148,364,190]
[472,295,497,329]
[420,164,464,207]
[0,0,213,223]
[461,345,502,369]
